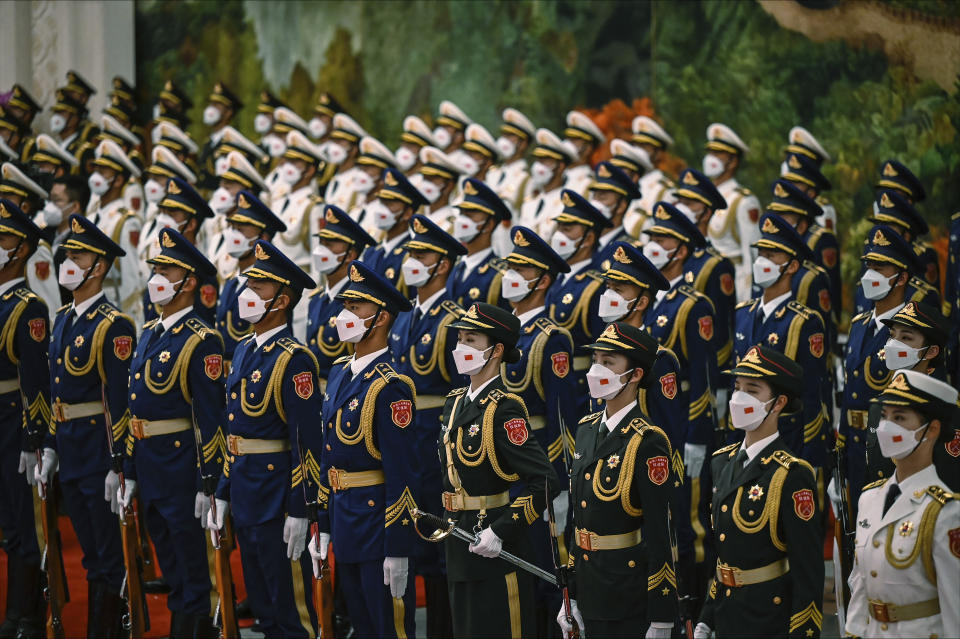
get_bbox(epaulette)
[582,269,604,282]
[578,410,602,424]
[13,287,38,303]
[862,477,888,492]
[802,260,826,275]
[276,336,307,354]
[677,284,701,300]
[852,311,871,324]
[534,316,556,335]
[952,210,960,221]
[309,194,324,206]
[705,245,724,259]
[483,388,506,405]
[766,450,813,476]
[57,303,71,314]
[440,300,462,318]
[713,442,739,457]
[374,361,399,382]
[736,299,755,310]
[815,194,831,205]
[446,387,468,398]
[734,185,752,196]
[95,303,123,322]
[307,288,324,298]
[909,276,937,295]
[626,416,650,433]
[143,318,160,330]
[925,485,957,505]
[185,317,216,339]
[786,300,812,319]
[333,354,352,365]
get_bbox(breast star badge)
[468,424,480,437]
[748,485,764,501]
[606,454,620,469]
[767,333,779,346]
[512,513,519,521]
[562,293,573,305]
[327,316,337,327]
[74,335,84,347]
[348,398,359,411]
[469,287,480,300]
[656,315,668,327]
[158,351,171,363]
[898,520,914,536]
[421,333,432,345]
[251,370,262,383]
[573,452,582,460]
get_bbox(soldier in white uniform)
[608,139,655,241]
[631,116,676,218]
[208,151,268,282]
[262,107,312,202]
[562,110,604,196]
[86,114,146,218]
[432,99,472,154]
[484,108,535,257]
[151,120,200,168]
[307,92,343,143]
[394,115,436,176]
[322,113,368,212]
[519,128,578,240]
[344,136,397,232]
[700,123,761,302]
[845,370,960,639]
[458,123,501,182]
[783,126,837,232]
[414,146,463,231]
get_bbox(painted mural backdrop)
[134,0,960,316]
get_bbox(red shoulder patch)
[659,373,677,400]
[113,336,132,360]
[809,333,824,359]
[551,352,569,378]
[698,316,714,342]
[200,284,217,308]
[390,399,412,428]
[204,354,223,380]
[925,261,938,284]
[819,289,831,313]
[293,371,314,400]
[945,428,960,458]
[949,527,960,559]
[129,197,141,212]
[504,418,528,445]
[647,456,669,485]
[34,261,50,281]
[129,230,140,247]
[748,208,760,223]
[28,318,45,342]
[720,273,735,296]
[792,489,815,521]
[821,248,837,269]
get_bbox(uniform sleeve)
[780,464,824,638]
[816,232,841,322]
[794,314,828,457]
[279,349,322,519]
[116,215,144,319]
[705,263,736,371]
[541,330,577,479]
[102,317,136,459]
[17,298,52,451]
[488,399,560,542]
[685,301,717,448]
[736,194,761,273]
[376,378,419,557]
[27,244,60,321]
[635,430,679,622]
[934,500,960,636]
[188,333,227,490]
[698,455,725,629]
[843,491,871,638]
[645,349,686,455]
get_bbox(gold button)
[130,393,136,400]
[878,471,883,477]
[853,370,859,377]
[228,413,234,421]
[725,588,731,597]
[584,473,591,480]
[721,505,727,512]
[873,540,880,548]
[54,377,59,383]
[852,392,858,399]
[135,373,141,379]
[230,456,235,463]
[368,500,375,507]
[870,570,877,577]
[174,441,181,448]
[627,560,635,568]
[249,393,254,398]
[231,392,237,399]
[90,419,96,424]
[346,422,351,428]
[580,500,587,508]
[583,554,589,561]
[854,435,860,443]
[57,358,62,364]
[881,624,888,631]
[267,464,274,471]
[773,596,781,605]
[400,356,406,362]
[719,533,726,541]
[326,444,331,451]
[328,422,333,429]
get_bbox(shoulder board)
[952,211,960,221]
[705,246,724,259]
[852,311,871,323]
[117,207,133,218]
[925,485,957,505]
[802,260,826,275]
[677,284,701,300]
[736,299,755,310]
[578,410,602,424]
[143,318,160,330]
[767,450,813,476]
[57,303,72,314]
[309,194,324,206]
[585,269,604,282]
[909,276,937,295]
[184,317,216,338]
[734,185,752,196]
[276,336,308,354]
[333,354,352,365]
[815,194,831,205]
[534,316,557,334]
[484,388,506,404]
[627,416,651,433]
[446,386,468,398]
[786,301,812,318]
[713,442,739,457]
[807,226,824,242]
[13,287,38,303]
[94,303,130,324]
[440,299,462,318]
[307,288,324,299]
[374,361,399,382]
[862,477,888,492]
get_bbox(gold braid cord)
[731,465,789,551]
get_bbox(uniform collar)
[325,274,349,301]
[73,292,106,317]
[288,184,315,200]
[160,305,193,332]
[656,274,683,304]
[461,247,492,275]
[467,375,499,402]
[760,291,791,320]
[715,177,738,195]
[381,230,409,254]
[416,288,445,316]
[888,463,939,502]
[0,277,25,297]
[872,302,905,332]
[603,400,637,433]
[739,430,779,463]
[254,324,285,348]
[514,305,545,327]
[350,346,388,378]
[565,258,591,279]
[98,198,126,215]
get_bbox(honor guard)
[40,215,133,635]
[734,213,830,473]
[94,115,146,216]
[445,178,510,308]
[198,82,243,190]
[345,135,397,228]
[631,116,676,219]
[152,80,193,131]
[0,200,50,638]
[207,150,269,281]
[585,161,641,272]
[150,121,200,184]
[49,89,98,164]
[312,260,419,639]
[545,189,611,415]
[252,90,288,145]
[562,322,677,639]
[30,133,81,183]
[432,100,472,154]
[216,191,286,365]
[307,92,344,147]
[211,240,321,638]
[608,139,655,241]
[322,113,368,211]
[361,168,428,294]
[844,370,959,639]
[840,226,920,515]
[485,108,535,247]
[699,124,761,302]
[108,76,138,125]
[946,210,959,384]
[782,126,836,231]
[395,115,437,176]
[5,85,41,162]
[264,107,312,193]
[137,145,198,281]
[306,204,375,384]
[0,110,29,164]
[47,174,91,264]
[459,123,501,184]
[696,347,824,639]
[416,146,464,231]
[673,168,737,371]
[121,228,224,636]
[562,111,604,196]
[518,129,578,239]
[87,139,144,323]
[438,302,560,638]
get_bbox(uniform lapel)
[717,437,782,504]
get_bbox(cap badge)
[872,229,891,246]
[613,246,632,264]
[349,264,364,282]
[71,218,84,233]
[161,232,176,249]
[0,204,9,218]
[412,218,428,234]
[682,171,698,186]
[774,183,788,198]
[325,207,338,223]
[238,194,251,209]
[597,164,611,178]
[601,324,619,340]
[883,163,898,177]
[880,192,893,208]
[319,94,330,105]
[167,179,181,195]
[164,80,174,91]
[255,243,269,260]
[561,192,575,207]
[788,155,801,169]
[464,305,480,320]
[513,229,530,247]
[384,171,398,186]
[463,181,478,196]
[743,347,763,365]
[761,218,778,233]
[902,303,918,317]
[888,373,910,392]
[654,205,670,220]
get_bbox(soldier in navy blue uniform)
[211,240,321,638]
[839,225,921,518]
[0,199,50,638]
[216,191,286,366]
[446,178,509,308]
[122,228,225,636]
[546,189,610,417]
[311,260,419,639]
[587,161,641,273]
[361,168,428,295]
[39,215,134,635]
[306,204,375,386]
[143,177,219,324]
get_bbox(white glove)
[715,388,729,422]
[117,479,137,510]
[556,599,584,639]
[468,526,503,558]
[645,622,673,638]
[308,532,331,578]
[827,475,842,509]
[383,556,409,598]
[684,443,706,478]
[693,622,713,639]
[104,470,121,514]
[18,451,38,486]
[283,516,309,560]
[206,498,229,531]
[34,448,59,488]
[544,491,569,536]
[194,492,211,522]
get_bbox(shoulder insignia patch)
[503,418,528,445]
[792,488,815,521]
[713,442,739,457]
[113,335,133,360]
[28,317,46,342]
[647,455,669,485]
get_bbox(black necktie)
[452,261,466,283]
[732,448,749,480]
[882,484,901,516]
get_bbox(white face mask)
[312,243,345,275]
[530,161,553,188]
[402,257,435,288]
[779,160,790,176]
[368,200,398,230]
[0,242,17,268]
[152,103,162,120]
[280,162,303,185]
[88,172,110,196]
[674,201,699,225]
[209,187,234,215]
[753,255,785,289]
[324,141,348,165]
[643,240,676,270]
[861,268,897,301]
[147,273,183,306]
[352,170,375,195]
[58,258,89,291]
[501,268,538,302]
[496,136,516,159]
[144,179,165,204]
[254,114,272,135]
[417,178,441,204]
[335,308,375,343]
[237,286,276,323]
[40,201,64,228]
[453,343,493,376]
[728,390,775,431]
[588,198,611,220]
[550,229,579,260]
[453,214,481,243]
[702,153,725,179]
[395,146,417,172]
[458,155,480,177]
[432,127,452,150]
[203,105,221,126]
[223,227,255,258]
[598,289,635,323]
[876,419,928,460]
[883,339,927,371]
[308,117,328,139]
[263,134,286,158]
[586,363,631,400]
[215,156,230,177]
[155,212,186,233]
[50,113,67,134]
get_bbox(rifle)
[101,385,147,638]
[667,506,693,638]
[831,443,854,614]
[306,502,334,638]
[552,401,579,637]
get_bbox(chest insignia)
[656,315,668,327]
[736,332,745,341]
[858,518,870,529]
[324,393,330,402]
[348,398,359,412]
[468,423,479,437]
[898,520,914,537]
[913,488,926,499]
[574,452,582,460]
[748,485,764,501]
[469,287,480,300]
[421,333,432,345]
[251,370,262,383]
[385,267,396,280]
[158,351,171,363]
[767,333,779,345]
[684,271,694,283]
[561,293,573,305]
[74,335,84,347]
[328,316,337,327]
[606,454,621,469]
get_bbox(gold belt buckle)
[850,411,866,429]
[870,601,890,623]
[227,434,240,456]
[328,468,344,492]
[130,418,145,440]
[718,564,739,587]
[442,491,460,512]
[577,529,595,552]
[53,399,65,423]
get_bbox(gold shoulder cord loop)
[143,334,202,397]
[2,300,29,364]
[730,465,789,551]
[240,349,292,417]
[590,431,642,517]
[502,331,549,398]
[65,318,112,378]
[886,497,944,583]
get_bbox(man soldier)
[252,90,289,144]
[4,85,41,162]
[361,168,428,294]
[781,127,836,230]
[446,178,510,308]
[415,146,463,231]
[210,240,321,638]
[584,161,641,273]
[216,191,286,366]
[137,145,198,278]
[844,370,959,639]
[30,133,81,183]
[49,89,98,164]
[198,82,243,190]
[344,136,397,230]
[0,199,50,639]
[307,92,344,146]
[207,150,269,282]
[486,108,535,233]
[608,139,655,241]
[310,260,419,639]
[322,113,368,212]
[151,80,193,132]
[695,346,824,639]
[518,129,577,239]
[560,322,677,639]
[631,116,676,219]
[305,205,375,387]
[438,302,560,638]
[394,115,437,176]
[432,100,472,155]
[561,111,604,196]
[458,123,501,183]
[38,215,134,637]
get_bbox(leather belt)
[574,526,642,551]
[416,394,447,410]
[328,467,385,492]
[716,558,789,587]
[0,379,18,394]
[52,399,102,423]
[528,416,546,431]
[227,435,290,456]
[442,489,510,512]
[130,417,191,440]
[848,409,868,430]
[868,597,939,623]
[572,355,591,371]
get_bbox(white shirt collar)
[325,274,349,301]
[740,431,779,463]
[0,277,25,297]
[73,292,106,317]
[416,288,445,316]
[350,346,389,378]
[760,291,792,320]
[210,128,225,145]
[60,131,79,148]
[97,198,126,216]
[565,258,591,279]
[603,400,638,433]
[514,305,545,327]
[461,248,492,278]
[288,184,314,200]
[254,324,286,348]
[598,226,621,249]
[467,375,499,402]
[160,305,193,332]
[873,303,905,331]
[381,231,409,254]
[656,275,683,304]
